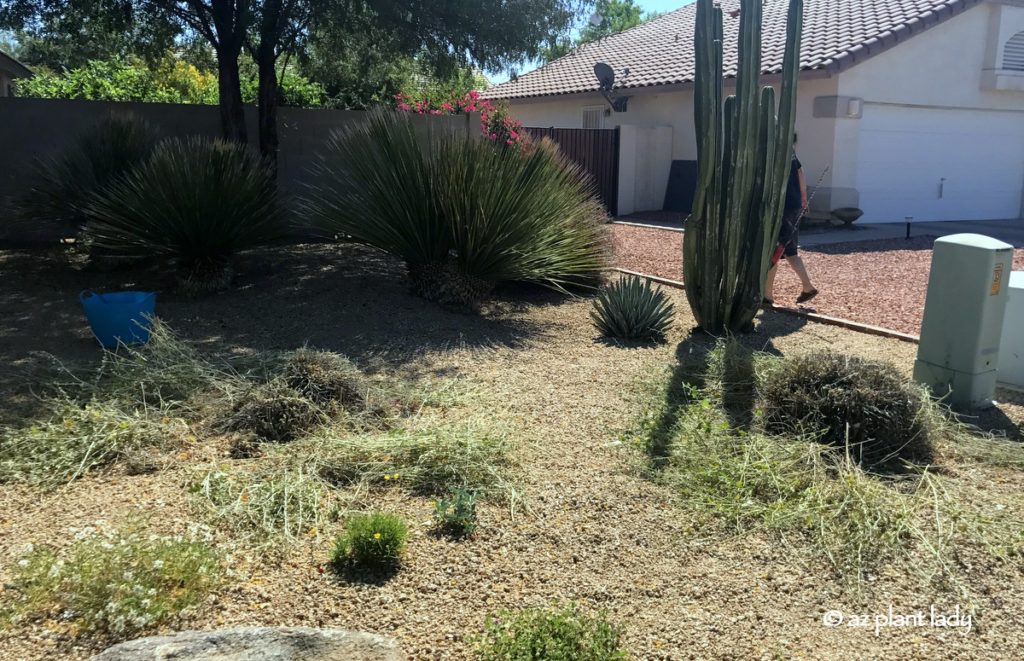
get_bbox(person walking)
[764,134,817,306]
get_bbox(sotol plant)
[303,111,610,307]
[591,275,675,341]
[13,113,158,234]
[683,0,803,333]
[85,137,286,294]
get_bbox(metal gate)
[523,127,620,215]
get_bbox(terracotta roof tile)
[483,0,980,100]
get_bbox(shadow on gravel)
[644,329,784,460]
[0,243,565,422]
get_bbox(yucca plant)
[591,275,675,341]
[85,137,286,294]
[12,113,158,235]
[303,111,610,307]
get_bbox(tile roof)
[483,0,980,100]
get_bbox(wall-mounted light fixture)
[847,98,863,118]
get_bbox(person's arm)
[798,167,809,210]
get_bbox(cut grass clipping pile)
[626,339,1024,590]
[0,321,517,548]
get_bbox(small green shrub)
[0,399,183,488]
[331,512,409,570]
[282,348,366,408]
[13,113,158,234]
[3,524,220,641]
[758,353,934,470]
[304,111,610,307]
[222,381,326,443]
[85,137,286,293]
[590,275,675,341]
[477,604,628,661]
[434,488,478,537]
[192,465,330,542]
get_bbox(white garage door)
[855,105,1024,222]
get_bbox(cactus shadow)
[644,328,784,460]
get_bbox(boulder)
[93,627,402,660]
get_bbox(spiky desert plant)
[12,113,158,234]
[591,275,675,341]
[303,111,610,307]
[683,0,803,333]
[85,137,286,293]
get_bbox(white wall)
[834,1,1024,221]
[618,125,673,214]
[838,2,1024,111]
[511,76,839,215]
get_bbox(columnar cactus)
[683,0,803,333]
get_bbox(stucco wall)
[511,76,839,215]
[832,1,1024,220]
[838,2,1024,110]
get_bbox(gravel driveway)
[611,225,1024,336]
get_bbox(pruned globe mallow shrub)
[758,352,934,470]
[85,136,286,295]
[303,111,611,308]
[222,381,325,443]
[282,348,366,409]
[591,275,675,342]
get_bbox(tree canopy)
[1,0,591,163]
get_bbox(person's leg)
[785,255,815,293]
[764,263,778,302]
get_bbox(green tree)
[3,0,588,168]
[0,0,181,71]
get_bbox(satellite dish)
[588,12,604,27]
[594,62,615,91]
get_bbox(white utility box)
[997,272,1024,390]
[913,234,1013,409]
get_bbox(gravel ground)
[1,244,1023,659]
[611,225,1024,336]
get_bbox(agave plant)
[12,113,158,234]
[85,137,286,294]
[591,275,675,341]
[303,111,611,307]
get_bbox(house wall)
[510,77,840,215]
[0,71,12,97]
[834,1,1024,221]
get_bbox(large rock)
[93,627,402,661]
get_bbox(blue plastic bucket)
[80,290,156,349]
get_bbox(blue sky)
[489,0,695,84]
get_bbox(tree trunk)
[257,43,279,172]
[217,47,248,144]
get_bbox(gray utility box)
[913,234,1013,410]
[997,272,1024,390]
